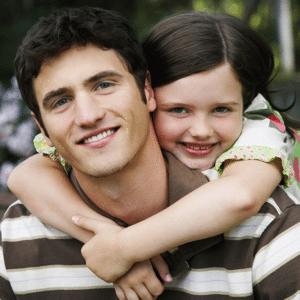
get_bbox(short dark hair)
[142,11,274,110]
[15,7,148,132]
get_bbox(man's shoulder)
[224,186,300,241]
[262,185,300,216]
[0,192,17,220]
[2,200,31,220]
[1,200,70,242]
[0,200,112,298]
[251,187,300,297]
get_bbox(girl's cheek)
[153,111,167,134]
[155,127,171,151]
[153,114,174,148]
[155,122,169,143]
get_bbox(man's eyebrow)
[42,87,69,108]
[83,71,124,86]
[42,71,124,108]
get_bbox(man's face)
[33,44,156,178]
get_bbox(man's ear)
[31,112,54,147]
[144,71,156,112]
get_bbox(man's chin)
[74,162,130,179]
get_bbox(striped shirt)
[164,187,300,299]
[1,154,300,299]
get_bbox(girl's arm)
[8,153,281,279]
[72,158,282,282]
[118,158,283,257]
[7,153,117,243]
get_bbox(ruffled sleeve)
[33,133,71,173]
[215,94,294,188]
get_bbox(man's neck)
[73,126,168,224]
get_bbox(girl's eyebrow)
[160,100,241,107]
[214,101,241,107]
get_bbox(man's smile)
[81,128,118,144]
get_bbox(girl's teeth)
[188,145,212,150]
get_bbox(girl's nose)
[189,117,213,139]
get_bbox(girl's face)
[153,63,243,170]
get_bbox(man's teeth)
[83,129,115,144]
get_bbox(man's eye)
[53,98,70,108]
[170,107,187,114]
[96,82,113,90]
[213,107,230,113]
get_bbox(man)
[1,7,300,300]
[0,7,208,299]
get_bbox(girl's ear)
[31,112,54,147]
[144,71,157,112]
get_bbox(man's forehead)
[38,45,125,73]
[33,45,130,105]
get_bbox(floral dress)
[34,134,71,173]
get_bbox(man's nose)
[189,116,213,139]
[74,94,105,127]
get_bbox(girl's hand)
[72,215,172,286]
[72,215,129,282]
[114,257,172,300]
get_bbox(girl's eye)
[53,98,71,108]
[96,82,113,90]
[213,106,230,113]
[170,107,188,114]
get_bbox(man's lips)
[78,127,118,144]
[180,142,217,156]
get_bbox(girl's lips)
[180,142,217,156]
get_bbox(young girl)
[8,11,300,300]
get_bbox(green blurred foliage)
[192,0,300,82]
[216,0,300,123]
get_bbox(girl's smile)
[180,142,217,156]
[153,63,244,170]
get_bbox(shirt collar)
[69,151,208,227]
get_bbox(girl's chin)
[180,158,215,170]
[169,149,216,170]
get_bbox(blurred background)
[0,0,299,199]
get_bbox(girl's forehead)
[154,64,243,107]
